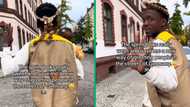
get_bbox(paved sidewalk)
[97,68,146,107]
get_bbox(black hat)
[35,3,58,31]
[35,3,57,18]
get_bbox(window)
[24,5,27,21]
[22,29,25,45]
[30,13,32,26]
[32,18,34,28]
[0,0,7,8]
[103,3,114,45]
[17,27,22,49]
[0,26,5,51]
[28,33,30,40]
[129,17,135,42]
[15,0,19,12]
[137,23,140,31]
[28,10,30,24]
[121,14,128,43]
[26,32,29,42]
[20,0,23,17]
[28,12,31,26]
[135,22,140,43]
[29,34,32,40]
[0,0,3,5]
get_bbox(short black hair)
[143,3,169,22]
[35,3,57,31]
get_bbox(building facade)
[143,0,159,3]
[96,0,144,81]
[0,0,42,53]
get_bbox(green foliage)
[57,0,74,30]
[169,3,184,35]
[179,34,188,45]
[84,13,93,40]
[72,17,85,44]
[73,13,93,46]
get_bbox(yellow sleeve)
[156,31,176,42]
[74,45,84,60]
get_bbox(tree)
[73,14,93,47]
[57,0,73,30]
[72,16,85,45]
[169,3,184,36]
[84,13,93,41]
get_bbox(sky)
[42,0,190,27]
[160,0,190,26]
[42,0,93,22]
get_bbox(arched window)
[103,2,115,45]
[129,17,135,42]
[120,10,128,43]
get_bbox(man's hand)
[126,45,151,74]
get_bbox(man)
[130,2,190,107]
[1,3,83,107]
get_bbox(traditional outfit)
[1,34,84,107]
[143,31,190,107]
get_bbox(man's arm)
[144,40,178,92]
[144,66,177,92]
[131,40,178,92]
[1,42,30,76]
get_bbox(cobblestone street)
[0,54,94,107]
[97,68,146,107]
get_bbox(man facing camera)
[129,2,190,107]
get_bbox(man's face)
[142,9,164,36]
[64,30,72,37]
[64,30,72,40]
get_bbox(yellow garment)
[156,31,176,42]
[30,34,84,60]
[73,45,84,60]
[156,31,177,68]
[30,34,73,46]
[148,31,190,107]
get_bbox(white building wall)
[96,0,143,58]
[0,0,42,56]
[0,13,36,53]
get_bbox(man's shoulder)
[29,34,73,47]
[156,31,176,43]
